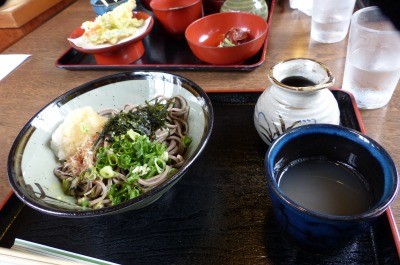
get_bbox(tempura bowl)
[68,11,154,65]
[7,72,213,218]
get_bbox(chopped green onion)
[62,179,71,192]
[99,165,115,178]
[107,153,118,166]
[182,136,192,148]
[127,129,140,141]
[81,198,89,208]
[153,157,166,173]
[80,123,89,133]
[118,154,131,169]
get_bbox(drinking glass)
[342,6,400,109]
[311,0,356,43]
[290,0,312,16]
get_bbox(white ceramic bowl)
[8,72,213,217]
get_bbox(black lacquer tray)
[55,1,275,71]
[0,90,399,264]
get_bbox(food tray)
[0,90,399,264]
[55,0,275,71]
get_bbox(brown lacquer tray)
[0,90,399,264]
[55,1,275,71]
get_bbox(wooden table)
[0,0,399,261]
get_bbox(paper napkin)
[0,54,31,81]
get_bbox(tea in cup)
[264,124,399,252]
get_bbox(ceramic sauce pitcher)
[254,58,340,145]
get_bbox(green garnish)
[62,179,71,193]
[101,98,170,141]
[219,38,236,47]
[80,124,90,133]
[99,165,115,178]
[57,97,193,209]
[81,198,89,208]
[95,131,168,205]
[182,136,192,148]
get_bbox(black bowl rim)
[265,124,399,222]
[7,71,214,218]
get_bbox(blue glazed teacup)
[264,124,399,252]
[90,0,129,16]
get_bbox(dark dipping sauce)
[280,76,317,87]
[278,159,372,216]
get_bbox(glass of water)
[342,6,400,109]
[311,0,356,43]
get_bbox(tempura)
[82,0,144,45]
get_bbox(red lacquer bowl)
[150,0,203,36]
[68,11,154,65]
[185,12,268,65]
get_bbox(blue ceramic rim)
[90,0,128,7]
[265,124,399,221]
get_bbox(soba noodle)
[53,95,191,209]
